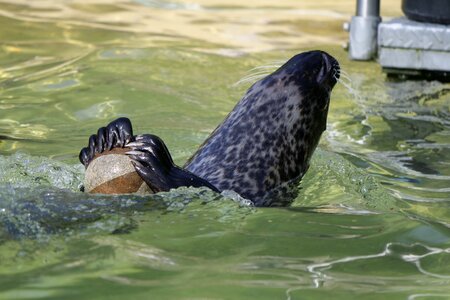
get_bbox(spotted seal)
[79,50,340,206]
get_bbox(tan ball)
[84,147,152,195]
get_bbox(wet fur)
[185,51,339,206]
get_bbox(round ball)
[84,147,152,195]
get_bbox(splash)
[0,153,254,240]
[296,149,402,213]
[0,152,83,191]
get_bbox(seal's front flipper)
[79,117,134,167]
[127,134,219,193]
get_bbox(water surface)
[0,1,449,299]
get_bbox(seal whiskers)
[333,69,362,102]
[233,61,283,87]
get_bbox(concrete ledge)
[379,48,450,72]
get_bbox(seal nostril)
[322,52,331,72]
[317,52,337,83]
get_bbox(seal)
[79,50,340,206]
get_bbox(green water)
[1,1,450,299]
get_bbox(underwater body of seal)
[1,1,450,300]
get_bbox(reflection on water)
[0,0,449,299]
[306,242,450,287]
[328,69,450,226]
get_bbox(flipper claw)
[79,117,135,167]
[126,142,145,148]
[79,147,91,167]
[127,134,219,193]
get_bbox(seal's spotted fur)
[185,51,339,205]
[80,50,339,207]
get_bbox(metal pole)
[346,0,381,60]
[356,0,380,17]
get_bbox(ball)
[84,147,152,195]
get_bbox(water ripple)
[305,242,450,290]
